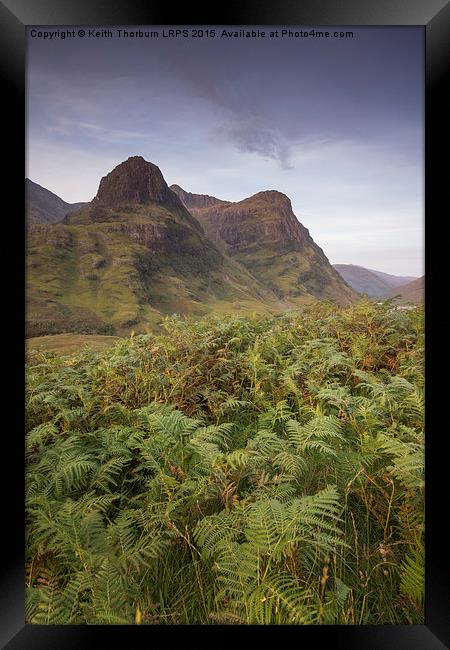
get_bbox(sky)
[26,26,424,276]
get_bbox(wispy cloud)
[214,119,294,169]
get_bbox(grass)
[26,205,279,337]
[25,299,424,625]
[26,333,121,355]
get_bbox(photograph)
[24,24,425,626]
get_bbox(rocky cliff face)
[190,190,311,251]
[68,157,203,235]
[173,186,357,305]
[95,156,175,207]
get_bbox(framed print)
[1,0,449,647]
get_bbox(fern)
[246,574,317,624]
[400,541,425,607]
[287,416,344,458]
[25,301,424,624]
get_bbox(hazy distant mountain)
[333,264,417,297]
[386,276,424,303]
[26,178,86,225]
[172,185,357,306]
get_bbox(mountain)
[171,185,357,306]
[26,178,86,225]
[169,184,227,210]
[386,275,424,303]
[369,268,417,289]
[26,157,279,337]
[333,264,417,297]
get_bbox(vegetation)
[25,299,424,625]
[26,203,279,338]
[26,334,121,356]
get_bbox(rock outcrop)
[95,156,176,207]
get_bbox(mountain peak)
[239,190,293,214]
[247,189,291,204]
[94,156,172,207]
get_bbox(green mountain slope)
[26,157,280,337]
[171,185,357,306]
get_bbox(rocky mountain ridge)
[171,184,356,305]
[169,184,227,210]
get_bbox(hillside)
[172,185,357,306]
[387,275,424,303]
[333,264,416,297]
[26,157,279,337]
[26,178,86,225]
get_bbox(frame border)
[2,1,449,647]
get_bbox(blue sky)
[26,27,424,276]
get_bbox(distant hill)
[26,178,86,225]
[333,264,417,297]
[386,275,424,303]
[172,185,357,306]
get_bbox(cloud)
[214,118,294,169]
[158,49,297,169]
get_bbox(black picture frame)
[2,1,448,647]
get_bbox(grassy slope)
[26,333,121,355]
[26,204,280,337]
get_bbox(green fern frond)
[400,541,424,606]
[194,510,242,559]
[247,574,317,624]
